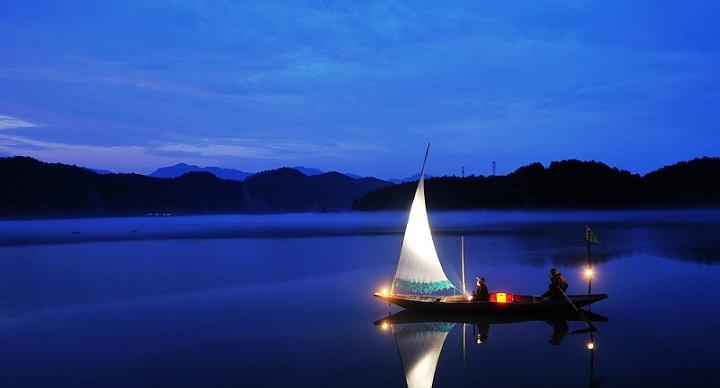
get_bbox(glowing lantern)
[381,322,390,331]
[490,292,514,303]
[584,268,594,278]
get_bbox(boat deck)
[374,292,607,312]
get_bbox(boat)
[375,292,607,312]
[373,145,607,312]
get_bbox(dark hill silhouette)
[3,156,718,217]
[309,172,392,211]
[0,157,392,217]
[244,168,391,212]
[353,158,720,210]
[643,157,720,205]
[0,157,249,216]
[244,167,314,212]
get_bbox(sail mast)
[419,143,430,177]
[461,236,466,295]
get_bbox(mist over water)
[1,210,719,387]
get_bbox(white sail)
[393,146,454,294]
[394,323,455,388]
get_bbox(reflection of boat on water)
[377,309,608,346]
[373,145,607,312]
[377,309,607,388]
[376,309,609,327]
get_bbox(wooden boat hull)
[374,292,607,312]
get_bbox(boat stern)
[570,293,608,308]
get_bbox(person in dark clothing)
[541,268,568,299]
[473,277,489,301]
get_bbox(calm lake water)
[1,210,719,387]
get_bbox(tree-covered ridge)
[0,157,390,217]
[353,158,720,210]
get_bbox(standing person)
[473,277,489,301]
[541,268,568,299]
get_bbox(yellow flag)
[585,226,600,244]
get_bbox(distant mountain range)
[388,173,434,184]
[0,157,391,217]
[354,157,720,210]
[149,163,366,181]
[150,163,253,180]
[292,166,324,176]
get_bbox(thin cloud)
[0,134,201,173]
[0,133,389,173]
[0,114,36,130]
[156,138,388,160]
[157,141,276,159]
[0,67,306,106]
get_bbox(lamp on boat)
[381,321,390,331]
[489,292,513,303]
[584,267,594,278]
[466,295,473,301]
[379,287,389,296]
[586,341,595,350]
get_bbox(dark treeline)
[0,157,390,217]
[2,156,718,217]
[353,158,720,210]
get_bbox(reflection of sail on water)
[394,322,455,388]
[393,146,455,294]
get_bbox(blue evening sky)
[1,1,718,178]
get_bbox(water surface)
[1,210,719,387]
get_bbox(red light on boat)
[491,292,513,303]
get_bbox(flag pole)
[585,226,596,296]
